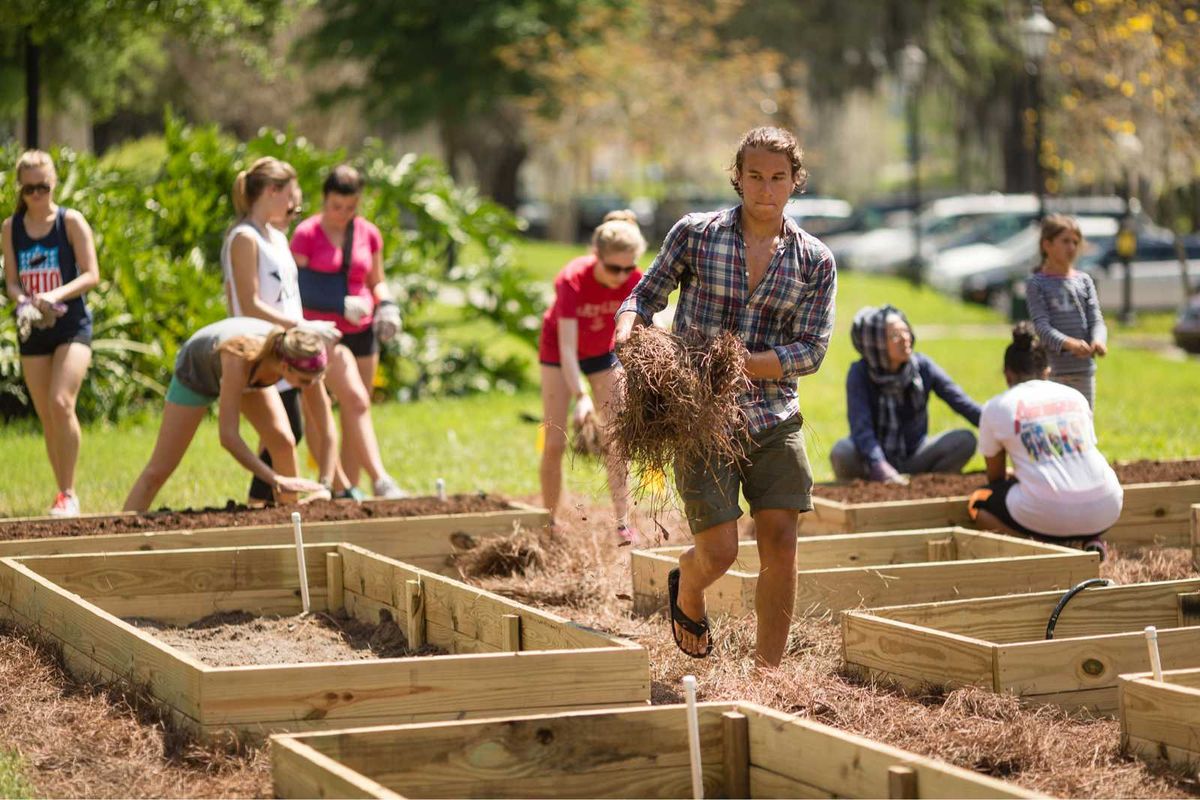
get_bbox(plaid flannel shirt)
[618,206,837,434]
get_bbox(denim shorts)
[18,316,92,357]
[674,414,814,534]
[540,351,618,375]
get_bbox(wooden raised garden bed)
[801,460,1200,548]
[269,701,1039,799]
[0,496,548,577]
[631,527,1098,619]
[842,578,1200,714]
[0,543,648,741]
[1119,667,1200,768]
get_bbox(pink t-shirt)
[290,215,383,334]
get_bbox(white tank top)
[220,221,304,322]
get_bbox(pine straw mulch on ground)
[3,497,1199,798]
[465,501,1200,800]
[0,622,269,798]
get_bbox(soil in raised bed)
[126,610,445,667]
[816,459,1200,503]
[0,493,514,541]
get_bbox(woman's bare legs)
[345,351,381,487]
[240,389,300,504]
[123,402,207,511]
[21,343,91,496]
[324,344,388,486]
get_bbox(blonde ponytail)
[230,157,297,220]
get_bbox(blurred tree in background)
[298,0,628,209]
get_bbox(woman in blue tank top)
[2,150,99,517]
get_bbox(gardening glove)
[868,459,909,485]
[295,319,342,347]
[14,300,41,342]
[572,392,594,427]
[32,296,66,329]
[372,300,401,342]
[343,295,372,326]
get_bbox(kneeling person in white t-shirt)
[968,321,1122,559]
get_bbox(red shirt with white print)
[538,254,641,363]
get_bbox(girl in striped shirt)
[1024,214,1107,409]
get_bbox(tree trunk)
[24,27,39,149]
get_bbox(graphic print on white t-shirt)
[978,380,1122,536]
[1012,396,1092,462]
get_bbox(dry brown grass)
[0,623,269,798]
[2,499,1197,798]
[609,327,749,485]
[472,500,1200,799]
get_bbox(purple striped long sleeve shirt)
[617,206,837,434]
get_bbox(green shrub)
[0,112,538,419]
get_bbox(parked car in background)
[1173,293,1200,353]
[784,196,855,237]
[516,198,552,239]
[835,193,1041,274]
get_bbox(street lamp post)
[899,43,926,286]
[1019,3,1056,220]
[1115,131,1143,326]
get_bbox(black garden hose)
[1045,578,1115,640]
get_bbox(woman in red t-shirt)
[538,210,646,540]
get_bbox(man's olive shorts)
[674,414,813,534]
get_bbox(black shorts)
[340,327,378,358]
[967,478,1105,542]
[540,351,618,375]
[19,316,93,357]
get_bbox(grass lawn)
[1,241,1195,517]
[0,752,32,799]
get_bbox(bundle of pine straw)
[570,410,606,458]
[609,326,750,485]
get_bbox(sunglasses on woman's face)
[602,261,637,275]
[20,182,51,197]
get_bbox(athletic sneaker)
[616,524,640,545]
[373,476,408,500]
[49,491,80,518]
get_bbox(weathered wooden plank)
[199,647,649,726]
[85,587,321,625]
[277,704,725,799]
[271,735,400,799]
[747,765,826,799]
[326,553,344,615]
[1192,503,1200,571]
[996,627,1200,700]
[16,544,334,598]
[722,710,750,799]
[633,531,1095,621]
[1124,734,1200,768]
[1119,674,1200,759]
[925,538,956,563]
[0,504,548,577]
[796,553,1097,618]
[841,612,996,691]
[799,481,1200,549]
[501,614,521,652]
[868,579,1200,643]
[0,558,205,718]
[740,704,1038,798]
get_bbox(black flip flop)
[667,567,713,659]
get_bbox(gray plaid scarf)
[850,305,925,465]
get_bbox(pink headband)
[275,337,328,373]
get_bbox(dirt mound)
[0,493,514,541]
[816,459,1200,503]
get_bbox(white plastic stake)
[1145,625,1163,681]
[683,675,704,800]
[292,511,311,615]
[435,477,446,501]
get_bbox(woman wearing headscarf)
[829,305,980,484]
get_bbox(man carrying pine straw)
[615,126,837,667]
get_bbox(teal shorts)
[674,414,814,534]
[165,376,216,408]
